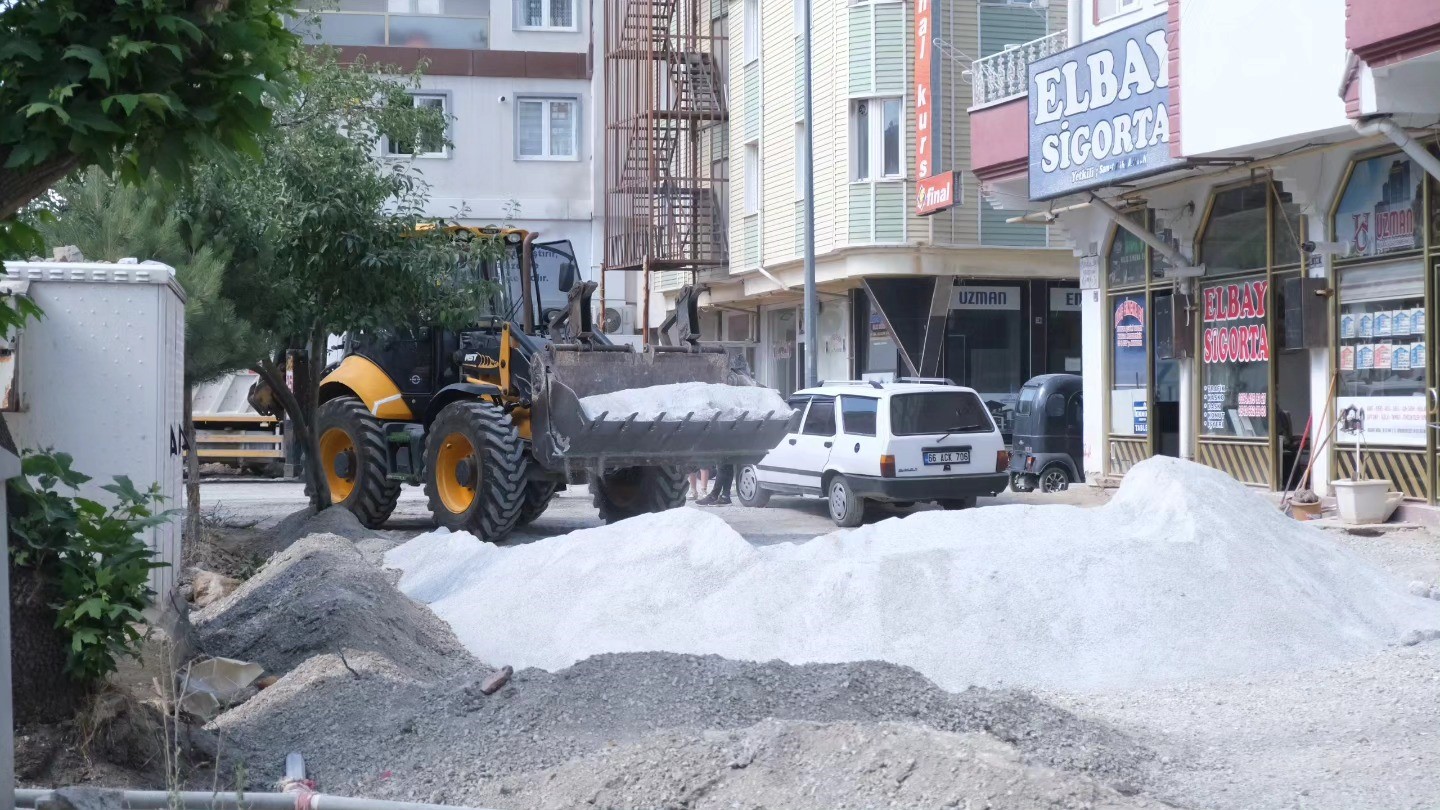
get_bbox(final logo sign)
[1027,14,1183,201]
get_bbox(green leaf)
[21,102,70,124]
[0,39,43,61]
[62,45,110,84]
[102,94,141,116]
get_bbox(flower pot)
[1332,478,1393,525]
[1290,500,1323,521]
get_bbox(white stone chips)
[577,381,790,421]
[385,457,1440,692]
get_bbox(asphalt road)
[199,477,1108,546]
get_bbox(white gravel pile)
[386,457,1440,692]
[578,381,790,421]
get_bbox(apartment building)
[294,0,642,331]
[650,0,1080,429]
[969,0,1440,502]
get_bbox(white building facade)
[297,0,641,328]
[969,0,1440,501]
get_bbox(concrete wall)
[1176,0,1351,156]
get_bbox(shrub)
[9,450,173,683]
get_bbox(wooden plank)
[197,434,284,444]
[191,449,285,459]
[195,415,278,425]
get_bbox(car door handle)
[823,441,833,448]
[788,438,797,445]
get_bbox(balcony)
[291,0,491,50]
[969,30,1068,109]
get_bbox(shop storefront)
[859,277,1081,439]
[1330,148,1433,500]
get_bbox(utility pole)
[801,0,817,387]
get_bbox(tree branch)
[0,156,83,220]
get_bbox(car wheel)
[827,476,865,527]
[736,464,772,508]
[940,497,976,510]
[1038,464,1071,493]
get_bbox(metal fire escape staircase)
[612,0,728,270]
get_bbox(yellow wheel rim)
[435,432,477,514]
[319,427,357,502]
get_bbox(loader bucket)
[529,346,800,470]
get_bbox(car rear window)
[890,391,993,436]
[1016,385,1039,416]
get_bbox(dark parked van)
[1008,374,1084,493]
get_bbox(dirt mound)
[211,652,1154,803]
[192,533,471,677]
[470,719,1161,810]
[269,506,379,554]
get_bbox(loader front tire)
[315,396,401,528]
[424,400,528,542]
[514,481,560,528]
[590,466,687,524]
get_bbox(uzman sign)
[1028,14,1182,201]
[914,0,955,215]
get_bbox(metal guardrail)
[970,30,1069,108]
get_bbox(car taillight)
[880,454,896,478]
[996,450,1009,473]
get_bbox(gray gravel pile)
[212,651,1155,803]
[192,533,472,677]
[468,719,1164,810]
[269,506,381,553]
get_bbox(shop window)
[1272,190,1304,267]
[1336,262,1426,447]
[1109,293,1147,436]
[1333,151,1425,261]
[1199,277,1270,438]
[1200,182,1270,275]
[1106,215,1148,288]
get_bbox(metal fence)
[970,30,1068,108]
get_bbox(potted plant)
[1332,406,1395,524]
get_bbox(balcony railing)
[970,30,1068,108]
[290,1,491,50]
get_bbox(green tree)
[184,48,491,510]
[40,168,267,541]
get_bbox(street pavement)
[198,477,1109,547]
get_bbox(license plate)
[923,450,969,465]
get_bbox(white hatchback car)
[736,380,1009,526]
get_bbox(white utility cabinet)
[2,261,186,599]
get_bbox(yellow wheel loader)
[308,226,797,542]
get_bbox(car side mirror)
[558,261,578,293]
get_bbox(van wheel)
[736,464,771,507]
[1039,464,1072,493]
[1010,472,1035,493]
[827,476,865,528]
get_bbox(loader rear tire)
[514,481,560,528]
[424,400,528,542]
[315,396,401,528]
[590,466,687,524]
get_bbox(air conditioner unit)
[594,301,636,335]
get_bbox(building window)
[744,141,760,213]
[793,0,802,37]
[516,97,578,160]
[385,93,449,158]
[1094,0,1144,21]
[291,0,490,49]
[515,0,575,30]
[744,0,759,63]
[851,98,901,181]
[1109,293,1147,436]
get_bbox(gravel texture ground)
[468,719,1167,810]
[210,650,1156,805]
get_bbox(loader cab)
[339,227,581,418]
